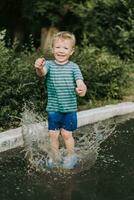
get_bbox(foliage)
[73,44,129,100]
[70,0,134,60]
[0,0,134,61]
[0,31,46,131]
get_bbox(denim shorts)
[48,111,77,132]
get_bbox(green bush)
[70,0,134,60]
[0,32,46,131]
[74,45,129,100]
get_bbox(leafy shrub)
[0,31,46,131]
[70,0,134,60]
[74,45,129,100]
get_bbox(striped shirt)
[44,60,83,112]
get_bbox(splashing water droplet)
[21,106,118,175]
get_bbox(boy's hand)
[35,58,45,70]
[35,58,46,77]
[76,80,87,97]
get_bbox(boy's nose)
[59,47,64,52]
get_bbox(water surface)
[0,114,134,200]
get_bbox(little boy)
[35,31,87,169]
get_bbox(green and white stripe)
[44,60,83,112]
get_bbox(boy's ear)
[71,47,75,55]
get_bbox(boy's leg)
[61,128,77,169]
[61,128,75,156]
[48,112,61,158]
[60,111,77,156]
[49,130,60,158]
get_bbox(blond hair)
[52,31,76,48]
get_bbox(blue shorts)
[48,112,77,132]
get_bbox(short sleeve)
[72,63,84,81]
[44,60,51,74]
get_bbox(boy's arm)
[34,58,47,77]
[76,79,87,97]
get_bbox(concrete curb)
[0,102,134,153]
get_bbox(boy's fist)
[35,58,45,69]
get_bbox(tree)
[0,0,83,49]
[0,0,133,59]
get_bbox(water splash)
[21,107,50,172]
[21,107,117,174]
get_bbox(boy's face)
[52,38,74,64]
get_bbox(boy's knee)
[49,131,60,140]
[61,129,72,140]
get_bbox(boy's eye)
[64,47,68,50]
